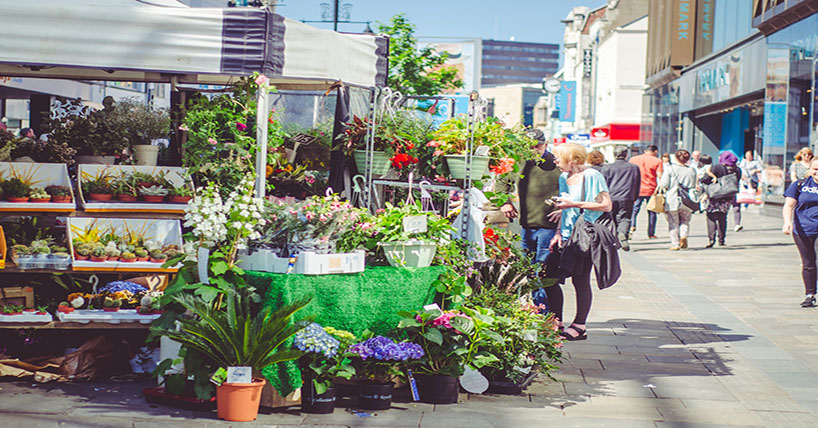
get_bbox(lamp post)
[302,1,372,33]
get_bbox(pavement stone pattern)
[1,207,816,427]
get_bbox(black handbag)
[678,184,700,211]
[705,172,739,199]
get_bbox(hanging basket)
[379,240,437,268]
[444,155,491,180]
[353,150,392,176]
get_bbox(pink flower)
[433,150,444,157]
[426,141,440,147]
[255,74,269,86]
[305,212,314,220]
[208,137,218,145]
[430,311,472,333]
[236,122,247,131]
[319,214,328,222]
[178,124,189,131]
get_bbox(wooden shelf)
[0,321,151,329]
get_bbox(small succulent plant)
[139,185,169,197]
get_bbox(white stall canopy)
[0,1,388,88]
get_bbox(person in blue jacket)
[783,158,818,307]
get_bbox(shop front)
[589,123,641,160]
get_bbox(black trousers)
[544,257,593,326]
[611,200,634,238]
[706,211,727,244]
[793,234,818,295]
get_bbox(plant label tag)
[198,247,210,284]
[164,171,186,189]
[406,369,420,401]
[210,367,227,386]
[474,146,490,156]
[423,303,441,312]
[226,366,252,384]
[403,215,427,234]
[459,367,489,394]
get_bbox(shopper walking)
[790,148,813,182]
[549,143,613,341]
[629,145,663,239]
[700,152,741,247]
[660,150,697,250]
[496,128,561,309]
[783,158,818,307]
[601,146,641,251]
[587,150,605,172]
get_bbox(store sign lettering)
[700,0,712,41]
[698,64,730,93]
[677,1,691,40]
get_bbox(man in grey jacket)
[601,146,641,251]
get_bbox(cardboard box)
[78,164,192,213]
[0,163,76,212]
[238,250,365,275]
[0,286,34,308]
[260,382,300,409]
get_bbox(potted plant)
[397,306,501,404]
[2,178,31,202]
[57,301,74,314]
[341,114,423,177]
[150,287,310,422]
[45,185,73,203]
[105,247,121,262]
[134,248,149,262]
[372,202,454,268]
[149,251,168,263]
[2,305,23,316]
[168,186,193,204]
[90,246,107,263]
[35,305,48,315]
[113,173,139,202]
[82,174,114,201]
[29,187,50,203]
[39,98,128,164]
[120,251,136,263]
[103,297,122,312]
[110,98,169,166]
[345,335,424,410]
[74,243,92,261]
[23,307,36,313]
[139,185,169,202]
[294,323,357,414]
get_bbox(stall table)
[245,265,446,395]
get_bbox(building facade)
[480,40,560,87]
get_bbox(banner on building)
[557,81,577,122]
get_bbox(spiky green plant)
[151,288,310,374]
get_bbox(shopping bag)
[646,189,665,213]
[678,184,701,211]
[705,173,739,199]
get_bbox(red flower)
[490,158,515,175]
[390,152,419,169]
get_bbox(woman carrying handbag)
[700,152,742,247]
[548,143,615,341]
[660,150,697,250]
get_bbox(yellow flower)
[266,165,273,177]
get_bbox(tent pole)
[255,88,269,198]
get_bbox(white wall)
[593,16,647,127]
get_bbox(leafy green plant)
[39,98,128,157]
[2,178,32,198]
[81,174,114,195]
[150,287,310,376]
[45,185,71,197]
[294,324,357,395]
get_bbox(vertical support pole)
[364,87,377,210]
[255,87,269,199]
[461,91,479,241]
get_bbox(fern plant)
[151,287,311,375]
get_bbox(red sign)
[552,137,566,145]
[590,123,640,142]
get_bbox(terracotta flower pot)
[120,258,135,263]
[107,256,119,261]
[117,194,138,202]
[216,378,266,422]
[6,197,29,203]
[23,309,36,313]
[89,193,113,201]
[51,196,72,203]
[58,306,74,314]
[36,311,47,315]
[136,257,149,262]
[169,196,192,204]
[150,258,167,263]
[103,307,120,312]
[29,198,51,203]
[90,256,107,262]
[141,195,166,203]
[74,253,89,261]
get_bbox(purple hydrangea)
[347,336,424,361]
[99,281,147,294]
[294,323,340,359]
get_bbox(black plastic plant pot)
[301,383,337,414]
[357,381,394,410]
[415,374,459,404]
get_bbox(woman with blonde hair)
[549,143,613,341]
[660,150,697,250]
[790,147,813,182]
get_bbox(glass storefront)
[642,81,680,156]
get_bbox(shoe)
[619,234,630,251]
[648,235,658,239]
[559,325,587,341]
[669,246,680,251]
[705,241,715,248]
[680,237,688,249]
[719,241,726,246]
[734,225,744,232]
[801,295,816,308]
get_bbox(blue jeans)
[521,228,557,310]
[631,196,657,237]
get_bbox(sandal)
[560,325,587,341]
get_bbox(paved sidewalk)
[1,207,815,427]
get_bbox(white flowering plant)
[163,175,267,305]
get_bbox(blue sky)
[276,0,604,47]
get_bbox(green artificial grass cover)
[247,266,445,396]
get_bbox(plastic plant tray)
[0,313,53,322]
[56,309,161,324]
